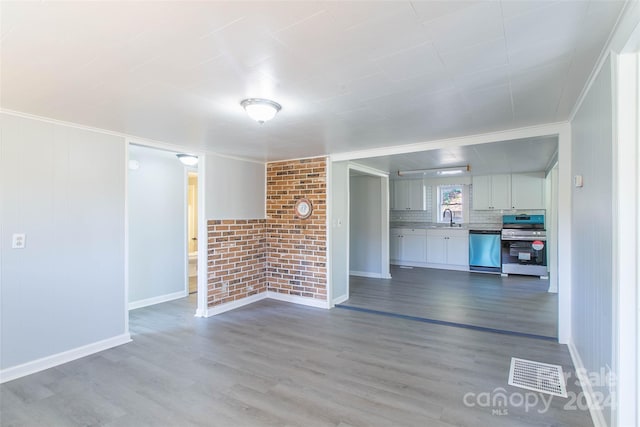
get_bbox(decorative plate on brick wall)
[294,198,313,219]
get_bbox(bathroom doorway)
[187,171,198,294]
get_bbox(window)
[437,184,464,223]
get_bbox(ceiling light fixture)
[176,154,198,166]
[240,98,281,123]
[397,165,470,177]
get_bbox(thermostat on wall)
[574,175,584,188]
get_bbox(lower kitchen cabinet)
[426,229,469,269]
[390,228,427,265]
[390,228,469,271]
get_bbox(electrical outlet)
[247,285,254,291]
[12,233,26,249]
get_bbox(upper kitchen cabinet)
[472,172,545,210]
[472,174,511,210]
[391,179,425,210]
[511,172,545,209]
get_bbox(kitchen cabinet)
[472,174,511,210]
[390,228,427,265]
[511,172,545,209]
[473,172,545,210]
[391,179,425,210]
[390,228,402,261]
[426,229,469,267]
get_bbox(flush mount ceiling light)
[397,165,470,177]
[240,98,281,123]
[176,154,198,166]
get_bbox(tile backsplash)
[390,184,545,225]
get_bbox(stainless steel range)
[501,214,548,278]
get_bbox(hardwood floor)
[345,266,557,338]
[1,295,591,426]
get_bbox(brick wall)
[206,157,328,308]
[266,157,327,300]
[206,219,267,306]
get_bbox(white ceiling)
[354,135,558,176]
[0,1,624,163]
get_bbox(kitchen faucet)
[443,208,454,227]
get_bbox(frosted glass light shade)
[241,98,281,123]
[176,154,198,166]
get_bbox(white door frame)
[124,140,207,318]
[347,162,391,282]
[330,122,570,343]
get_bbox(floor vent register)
[508,357,568,397]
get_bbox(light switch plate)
[574,175,584,187]
[12,233,26,249]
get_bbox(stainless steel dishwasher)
[468,230,501,273]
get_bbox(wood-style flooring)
[1,294,591,426]
[344,266,557,338]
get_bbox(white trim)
[380,175,390,279]
[613,51,639,427]
[333,294,349,305]
[266,291,331,309]
[268,154,330,163]
[391,262,470,272]
[0,333,131,384]
[184,168,190,296]
[349,270,385,279]
[1,108,262,165]
[201,151,265,166]
[195,156,208,317]
[345,163,390,302]
[557,122,572,345]
[128,290,188,310]
[347,161,389,177]
[346,166,351,302]
[326,159,334,306]
[205,293,269,316]
[568,342,608,427]
[204,291,331,316]
[569,1,637,123]
[330,122,566,162]
[123,141,130,336]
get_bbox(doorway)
[127,144,194,310]
[348,170,389,280]
[187,171,198,294]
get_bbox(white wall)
[546,166,559,293]
[570,57,614,424]
[205,153,265,219]
[349,175,382,276]
[128,145,187,306]
[0,113,128,372]
[330,161,349,304]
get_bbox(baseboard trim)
[390,261,469,272]
[128,290,187,310]
[567,341,608,427]
[266,291,330,309]
[205,293,268,317]
[333,294,349,305]
[349,270,384,279]
[204,291,330,316]
[0,333,132,384]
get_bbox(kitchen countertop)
[390,222,502,231]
